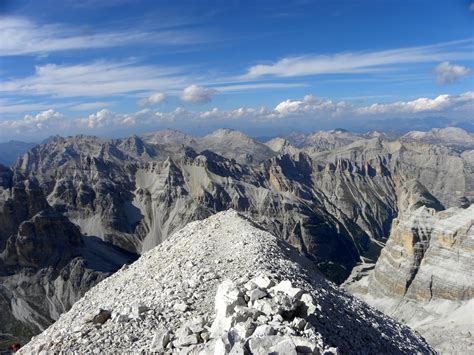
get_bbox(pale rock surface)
[20,211,432,354]
[286,129,362,152]
[264,137,300,155]
[401,127,474,150]
[142,128,276,165]
[345,205,474,353]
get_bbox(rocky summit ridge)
[20,211,433,354]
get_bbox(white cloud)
[0,17,205,56]
[180,85,215,103]
[0,101,55,114]
[1,92,473,141]
[244,40,473,78]
[0,109,65,132]
[0,61,189,98]
[77,109,134,128]
[274,95,350,117]
[356,92,474,115]
[0,62,305,105]
[435,61,470,85]
[138,92,166,106]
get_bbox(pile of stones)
[148,275,335,354]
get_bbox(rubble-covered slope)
[21,210,433,354]
[345,205,474,353]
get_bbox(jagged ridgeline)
[0,127,473,348]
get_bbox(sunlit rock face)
[367,205,473,301]
[346,204,474,353]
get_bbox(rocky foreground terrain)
[0,126,472,351]
[20,211,433,354]
[345,205,474,353]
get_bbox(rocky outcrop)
[401,127,474,150]
[360,205,473,301]
[20,211,433,354]
[0,169,137,348]
[0,172,49,250]
[345,205,474,353]
[311,137,474,208]
[1,210,83,269]
[396,179,444,212]
[264,137,300,155]
[142,128,276,165]
[286,129,362,152]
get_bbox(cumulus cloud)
[0,109,65,133]
[180,85,215,104]
[243,40,473,78]
[435,61,470,85]
[138,92,166,107]
[76,107,181,129]
[77,109,137,129]
[1,92,473,141]
[268,92,474,118]
[274,95,350,117]
[356,92,474,115]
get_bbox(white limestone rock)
[346,205,474,353]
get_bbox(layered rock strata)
[346,205,474,353]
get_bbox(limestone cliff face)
[142,128,276,165]
[346,205,474,353]
[365,205,473,301]
[0,168,49,250]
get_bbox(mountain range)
[0,126,472,353]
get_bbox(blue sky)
[0,0,473,141]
